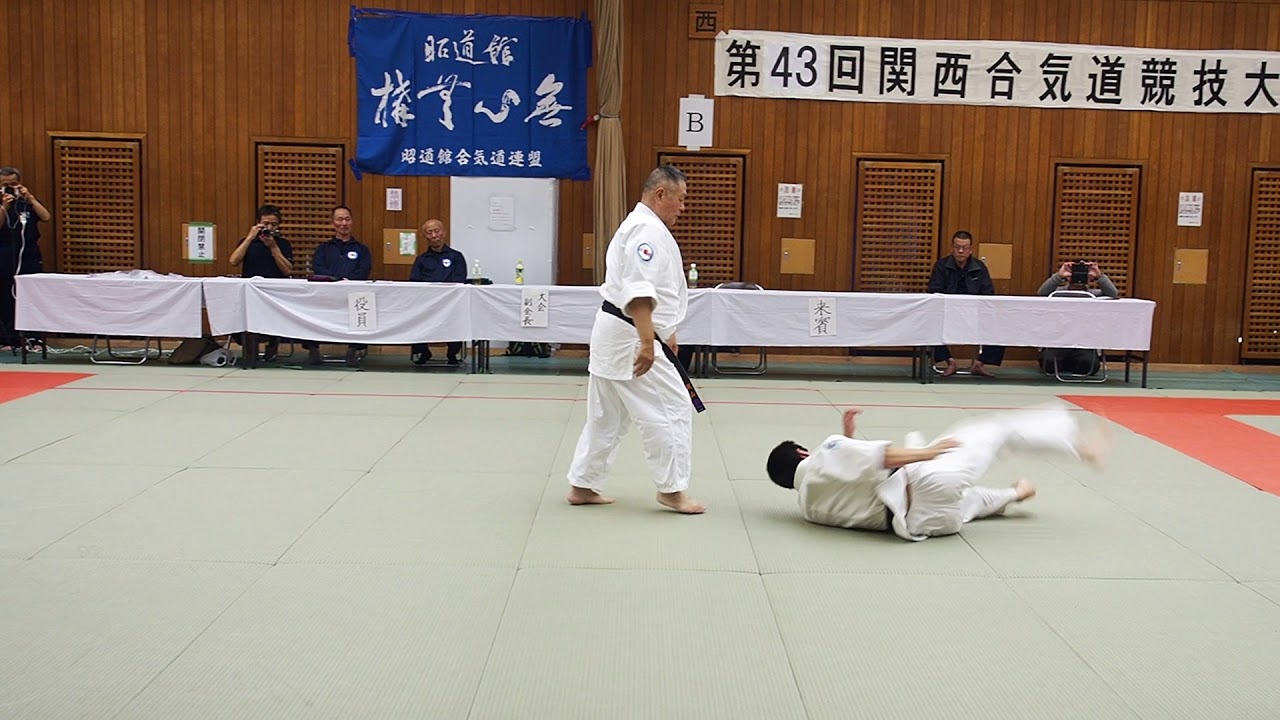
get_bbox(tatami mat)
[765,574,1140,719]
[2,362,1278,719]
[1011,578,1280,720]
[0,559,266,720]
[468,568,807,720]
[115,564,514,720]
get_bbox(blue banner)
[349,9,592,180]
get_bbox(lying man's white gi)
[567,201,691,494]
[796,404,1088,540]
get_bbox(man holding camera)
[1036,261,1119,377]
[230,204,294,362]
[0,167,52,350]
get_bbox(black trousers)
[934,344,1005,365]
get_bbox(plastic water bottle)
[687,263,699,288]
[470,259,482,280]
[515,259,525,285]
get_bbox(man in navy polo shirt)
[229,203,293,361]
[305,206,373,367]
[408,218,467,366]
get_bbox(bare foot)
[1077,422,1115,470]
[970,361,995,378]
[567,487,615,506]
[1013,478,1037,501]
[656,491,706,514]
[939,361,958,378]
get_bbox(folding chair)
[1044,289,1108,383]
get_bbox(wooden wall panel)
[0,0,592,287]
[1,0,1279,361]
[623,0,1280,363]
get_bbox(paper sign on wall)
[1178,192,1203,227]
[348,292,377,332]
[678,94,715,151]
[386,188,403,212]
[809,297,836,337]
[398,231,417,256]
[489,196,516,231]
[521,288,549,327]
[186,223,215,263]
[777,183,803,218]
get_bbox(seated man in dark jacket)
[409,218,467,366]
[927,231,1004,377]
[305,206,374,368]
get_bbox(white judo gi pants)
[901,404,1083,537]
[567,354,693,494]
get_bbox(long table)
[15,275,1157,384]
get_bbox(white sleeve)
[615,225,665,315]
[822,436,891,476]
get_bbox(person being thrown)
[766,402,1111,540]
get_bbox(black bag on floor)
[506,342,551,358]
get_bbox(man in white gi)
[765,403,1111,540]
[566,165,706,514]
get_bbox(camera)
[1070,261,1089,286]
[259,227,281,239]
[1,186,15,197]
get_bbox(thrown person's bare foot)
[656,491,706,514]
[1076,422,1115,470]
[1013,478,1037,501]
[567,487,615,505]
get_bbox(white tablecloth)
[711,289,945,347]
[15,272,206,338]
[941,296,1156,350]
[230,278,472,344]
[468,284,714,344]
[16,274,1159,354]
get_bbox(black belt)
[601,301,705,413]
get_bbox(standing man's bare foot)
[656,491,706,514]
[567,487,615,505]
[1013,478,1037,501]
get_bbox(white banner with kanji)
[714,30,1280,113]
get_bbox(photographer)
[0,167,52,350]
[1037,260,1119,377]
[1037,260,1118,298]
[230,204,293,361]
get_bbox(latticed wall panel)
[854,160,943,292]
[1243,170,1280,359]
[1051,165,1140,297]
[256,144,344,277]
[53,139,142,273]
[657,153,744,286]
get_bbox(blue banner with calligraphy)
[348,8,592,179]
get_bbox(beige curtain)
[592,0,626,284]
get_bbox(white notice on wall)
[186,223,215,263]
[1178,192,1203,227]
[678,94,715,151]
[489,196,516,231]
[777,183,803,218]
[520,287,550,328]
[348,292,377,332]
[398,231,417,256]
[808,297,836,337]
[386,188,403,212]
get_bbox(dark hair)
[952,230,973,244]
[642,164,687,194]
[256,204,282,222]
[332,205,352,217]
[766,441,806,489]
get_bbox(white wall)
[448,177,559,285]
